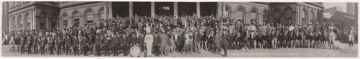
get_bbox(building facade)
[347,3,358,16]
[2,2,324,32]
[4,1,59,32]
[269,2,324,25]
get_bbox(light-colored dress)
[144,34,154,56]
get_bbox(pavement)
[1,41,357,57]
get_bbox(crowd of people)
[2,16,357,57]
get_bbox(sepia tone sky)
[323,2,347,12]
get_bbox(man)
[9,32,16,52]
[159,26,170,56]
[329,24,337,48]
[48,32,55,55]
[221,25,230,57]
[248,23,257,49]
[144,24,154,56]
[184,27,193,54]
[349,26,355,47]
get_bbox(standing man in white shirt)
[144,24,154,57]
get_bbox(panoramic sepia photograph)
[1,1,358,57]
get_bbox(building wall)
[2,2,9,32]
[3,2,325,32]
[346,3,357,16]
[223,2,269,24]
[60,2,108,28]
[270,2,323,25]
[6,1,59,31]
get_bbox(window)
[250,7,258,24]
[235,5,245,20]
[85,8,95,25]
[40,23,46,29]
[74,19,79,27]
[19,15,23,29]
[72,11,81,27]
[99,7,105,20]
[63,20,68,27]
[301,7,306,25]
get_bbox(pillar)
[33,8,37,30]
[196,2,200,17]
[129,2,133,17]
[217,2,223,18]
[109,2,113,19]
[174,2,178,18]
[296,4,300,25]
[151,2,155,17]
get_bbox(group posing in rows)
[2,16,356,57]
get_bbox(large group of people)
[2,16,357,57]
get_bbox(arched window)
[312,10,317,23]
[225,5,231,12]
[61,12,68,28]
[236,5,245,21]
[273,8,281,24]
[263,9,267,23]
[14,15,18,30]
[301,7,307,25]
[84,8,95,25]
[250,7,258,24]
[308,9,313,24]
[317,10,322,22]
[98,7,105,20]
[284,6,293,25]
[19,15,23,29]
[10,16,14,30]
[39,11,47,29]
[72,10,81,27]
[24,12,30,29]
[225,5,231,17]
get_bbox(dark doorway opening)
[200,2,217,17]
[73,19,79,27]
[155,2,173,16]
[178,2,196,16]
[112,2,129,17]
[133,2,151,17]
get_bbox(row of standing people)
[2,16,345,57]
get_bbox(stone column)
[196,2,200,17]
[32,8,37,30]
[151,2,155,17]
[217,2,223,18]
[245,12,249,24]
[129,2,133,17]
[105,2,111,19]
[296,4,300,25]
[174,2,178,18]
[109,2,113,19]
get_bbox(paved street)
[2,42,357,57]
